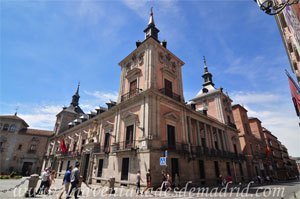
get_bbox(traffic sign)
[160,157,166,166]
[165,150,168,157]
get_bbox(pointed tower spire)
[202,56,215,87]
[71,82,80,107]
[148,7,154,25]
[144,7,160,40]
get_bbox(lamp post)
[254,0,299,15]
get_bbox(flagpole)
[285,69,300,126]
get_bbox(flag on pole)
[265,145,271,155]
[60,138,68,153]
[286,70,300,117]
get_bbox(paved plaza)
[1,178,300,199]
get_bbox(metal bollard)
[107,178,115,194]
[25,174,39,197]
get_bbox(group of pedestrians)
[136,169,152,195]
[256,175,274,184]
[36,167,55,195]
[36,162,81,199]
[218,175,232,186]
[160,170,179,191]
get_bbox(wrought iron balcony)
[161,141,189,153]
[159,88,181,102]
[56,151,81,157]
[121,88,143,102]
[27,150,36,154]
[93,145,110,154]
[227,122,237,129]
[112,140,138,152]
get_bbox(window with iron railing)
[121,88,143,102]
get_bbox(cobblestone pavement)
[1,178,300,199]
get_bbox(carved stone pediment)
[126,67,141,79]
[160,67,177,79]
[163,111,179,122]
[231,135,239,142]
[103,121,114,130]
[122,111,138,121]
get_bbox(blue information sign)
[160,157,166,166]
[165,150,168,157]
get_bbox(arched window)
[9,124,16,132]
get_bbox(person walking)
[143,169,152,195]
[46,170,56,193]
[59,166,72,199]
[136,170,143,195]
[67,162,80,199]
[227,175,232,184]
[36,167,50,195]
[161,170,167,190]
[166,173,172,191]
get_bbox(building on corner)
[0,114,53,176]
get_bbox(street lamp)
[254,0,299,15]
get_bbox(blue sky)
[1,0,299,156]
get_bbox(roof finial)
[15,106,19,116]
[76,81,80,95]
[148,7,155,25]
[203,56,208,73]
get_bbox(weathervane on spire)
[75,81,80,96]
[150,7,153,16]
[15,106,19,116]
[203,56,207,65]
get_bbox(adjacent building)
[43,11,248,187]
[275,0,300,84]
[231,104,297,181]
[0,114,53,176]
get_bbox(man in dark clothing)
[67,162,80,199]
[143,169,152,194]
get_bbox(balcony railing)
[121,88,143,102]
[28,150,36,154]
[254,152,266,159]
[227,122,237,129]
[190,145,246,160]
[56,151,81,157]
[93,145,110,153]
[161,141,189,153]
[112,140,138,152]
[159,88,181,102]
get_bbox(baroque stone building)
[0,114,53,175]
[43,11,248,187]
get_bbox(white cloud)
[231,91,281,104]
[18,113,56,130]
[37,105,62,114]
[84,90,118,103]
[231,91,300,157]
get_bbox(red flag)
[60,138,67,153]
[286,70,300,116]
